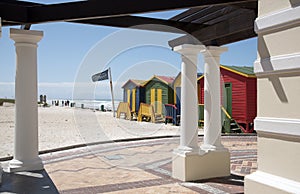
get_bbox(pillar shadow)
[259,37,288,103]
[192,174,244,187]
[0,170,59,194]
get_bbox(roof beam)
[169,10,256,47]
[0,3,27,23]
[27,0,256,23]
[72,16,206,34]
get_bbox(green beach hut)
[142,75,175,115]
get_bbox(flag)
[92,69,109,82]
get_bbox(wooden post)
[109,68,116,117]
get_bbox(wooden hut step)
[154,118,165,123]
[154,113,165,123]
[155,113,162,117]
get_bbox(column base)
[4,157,44,173]
[245,171,300,194]
[172,148,230,181]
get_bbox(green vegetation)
[0,98,15,106]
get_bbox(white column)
[201,46,228,151]
[174,44,204,154]
[172,44,230,181]
[6,28,44,172]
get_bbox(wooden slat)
[179,6,229,23]
[203,8,250,25]
[192,10,256,43]
[170,7,205,21]
[192,6,237,24]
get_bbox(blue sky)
[0,1,257,100]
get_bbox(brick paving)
[0,135,257,193]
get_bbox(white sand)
[0,105,204,158]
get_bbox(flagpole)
[109,67,116,117]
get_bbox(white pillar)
[6,28,44,172]
[172,44,230,181]
[201,46,228,151]
[174,44,204,153]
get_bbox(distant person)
[43,95,47,104]
[39,95,43,104]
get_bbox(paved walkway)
[0,135,257,193]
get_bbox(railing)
[221,106,232,133]
[198,104,238,133]
[164,104,178,125]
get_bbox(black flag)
[92,69,109,82]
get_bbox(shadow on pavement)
[0,170,59,194]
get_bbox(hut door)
[157,89,162,114]
[127,89,131,105]
[176,87,181,114]
[150,88,156,106]
[132,88,136,112]
[224,83,232,116]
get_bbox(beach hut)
[172,72,182,110]
[142,75,175,115]
[122,79,145,114]
[164,72,202,125]
[173,72,203,112]
[197,65,257,133]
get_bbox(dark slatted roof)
[0,0,257,46]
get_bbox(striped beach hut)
[173,72,203,112]
[142,75,175,115]
[197,65,257,133]
[172,72,182,109]
[122,79,145,113]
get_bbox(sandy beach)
[0,104,202,159]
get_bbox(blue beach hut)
[122,79,145,114]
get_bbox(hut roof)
[173,72,203,86]
[142,75,175,86]
[156,76,175,84]
[121,79,146,88]
[221,65,256,78]
[197,65,256,81]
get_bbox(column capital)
[10,28,43,44]
[174,44,205,56]
[201,46,228,58]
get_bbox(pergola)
[1,0,257,45]
[1,0,300,193]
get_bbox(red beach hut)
[197,65,257,133]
